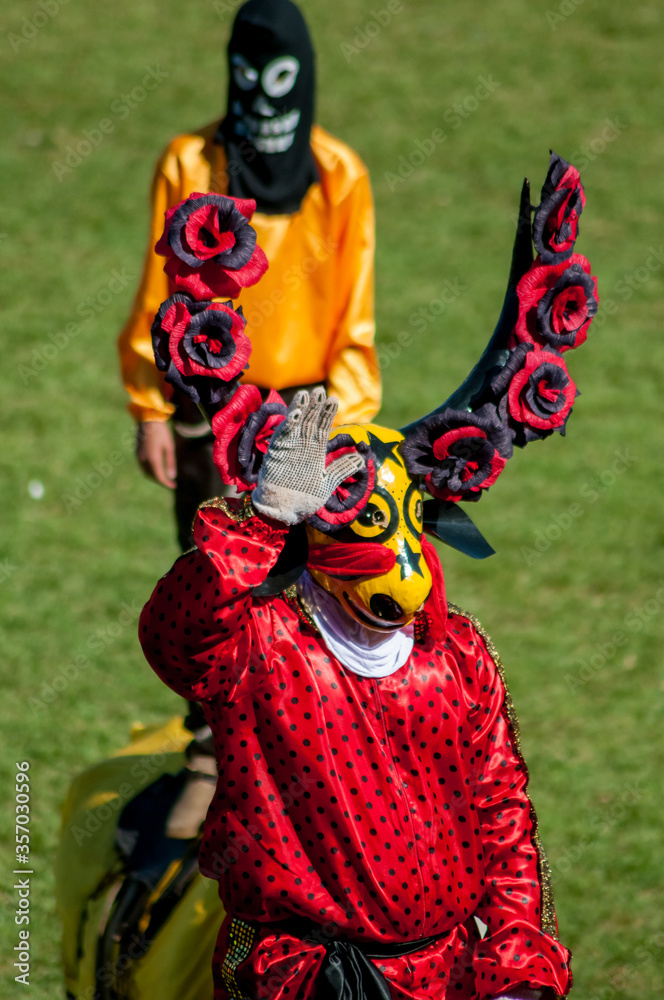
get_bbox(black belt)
[275,917,447,1000]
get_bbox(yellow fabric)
[118,123,381,425]
[55,717,224,1000]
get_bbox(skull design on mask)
[217,0,319,214]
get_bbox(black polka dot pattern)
[139,502,571,1000]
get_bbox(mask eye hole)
[351,497,395,539]
[262,56,300,98]
[232,54,259,90]
[415,499,423,522]
[356,504,389,528]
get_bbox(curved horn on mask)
[402,177,534,431]
[399,152,598,558]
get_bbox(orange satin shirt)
[117,123,381,425]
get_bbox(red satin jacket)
[139,499,571,1000]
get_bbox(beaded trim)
[197,494,256,523]
[220,918,256,1000]
[447,602,558,940]
[283,584,319,632]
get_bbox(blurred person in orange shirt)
[118,0,380,550]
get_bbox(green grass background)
[1,0,663,996]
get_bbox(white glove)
[252,388,363,525]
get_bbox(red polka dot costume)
[139,499,572,1000]
[140,149,596,1000]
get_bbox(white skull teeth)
[236,109,301,154]
[243,109,300,137]
[253,133,296,153]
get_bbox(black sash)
[276,918,447,1000]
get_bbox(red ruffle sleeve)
[448,610,572,999]
[139,498,288,703]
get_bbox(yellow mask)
[306,424,433,631]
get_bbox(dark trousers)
[173,430,227,552]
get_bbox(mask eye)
[351,495,395,540]
[232,54,259,91]
[415,499,423,522]
[262,56,300,98]
[356,504,389,529]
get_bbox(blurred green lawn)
[1,0,663,996]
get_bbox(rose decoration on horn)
[149,153,599,565]
[533,153,586,264]
[400,151,598,553]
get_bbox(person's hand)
[252,388,363,524]
[136,421,177,490]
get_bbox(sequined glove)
[252,388,362,525]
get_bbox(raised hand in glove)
[252,388,363,525]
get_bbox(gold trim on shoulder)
[447,601,558,940]
[284,584,320,633]
[197,494,256,523]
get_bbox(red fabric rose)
[400,407,511,504]
[514,254,598,353]
[533,151,586,263]
[167,300,250,381]
[151,293,248,411]
[155,192,268,300]
[427,426,507,502]
[212,386,287,490]
[507,348,577,432]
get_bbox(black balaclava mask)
[215,0,319,216]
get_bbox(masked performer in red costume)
[140,153,596,999]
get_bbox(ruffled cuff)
[475,921,571,999]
